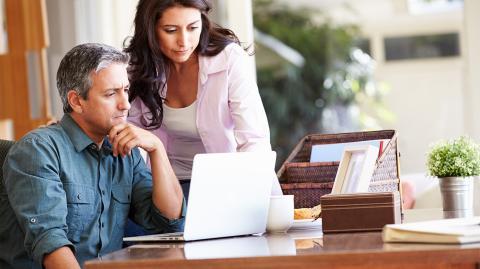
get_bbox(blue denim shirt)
[0,114,185,268]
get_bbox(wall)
[365,8,465,174]
[463,0,480,140]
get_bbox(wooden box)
[321,191,401,234]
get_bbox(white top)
[162,101,206,180]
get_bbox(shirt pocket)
[64,183,95,243]
[111,185,131,228]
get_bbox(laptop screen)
[183,151,276,241]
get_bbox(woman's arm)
[227,45,271,152]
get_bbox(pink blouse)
[128,43,271,154]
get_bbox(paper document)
[382,217,480,244]
[310,139,389,162]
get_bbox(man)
[0,43,185,268]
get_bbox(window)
[384,33,460,61]
[354,38,371,57]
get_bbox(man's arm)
[3,136,75,265]
[109,123,183,219]
[43,247,80,269]
[147,141,184,219]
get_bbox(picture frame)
[331,145,379,194]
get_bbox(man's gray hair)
[56,43,130,113]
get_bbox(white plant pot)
[438,176,474,218]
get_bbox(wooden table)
[85,209,480,269]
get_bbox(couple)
[0,0,275,268]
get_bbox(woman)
[125,0,278,199]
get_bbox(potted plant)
[426,136,480,218]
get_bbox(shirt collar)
[60,114,112,154]
[198,52,228,85]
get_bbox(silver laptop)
[124,151,276,242]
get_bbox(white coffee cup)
[266,195,294,233]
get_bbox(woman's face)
[156,6,202,64]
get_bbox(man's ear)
[67,90,83,113]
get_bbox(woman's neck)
[170,52,198,75]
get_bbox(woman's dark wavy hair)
[124,0,241,129]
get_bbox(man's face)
[74,63,130,142]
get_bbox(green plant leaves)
[426,136,480,177]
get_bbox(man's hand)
[43,246,80,269]
[108,123,160,157]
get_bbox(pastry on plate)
[294,208,313,220]
[294,204,322,220]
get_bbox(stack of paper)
[310,139,389,162]
[382,217,480,244]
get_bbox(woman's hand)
[38,117,59,128]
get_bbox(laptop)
[123,151,276,242]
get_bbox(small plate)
[290,218,322,230]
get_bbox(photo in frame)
[331,145,379,194]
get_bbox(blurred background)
[1,0,478,176]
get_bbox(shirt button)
[77,194,81,200]
[101,190,105,195]
[30,218,36,223]
[101,222,104,228]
